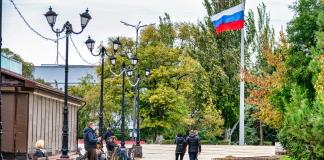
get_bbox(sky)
[2,0,295,66]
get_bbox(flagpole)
[239,0,245,146]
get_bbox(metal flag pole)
[239,0,245,146]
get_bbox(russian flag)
[211,4,245,33]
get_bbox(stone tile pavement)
[62,144,275,160]
[140,144,276,160]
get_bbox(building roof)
[1,68,84,103]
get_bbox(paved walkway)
[76,144,276,160]
[140,144,276,160]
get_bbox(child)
[33,140,47,159]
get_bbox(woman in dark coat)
[175,133,187,160]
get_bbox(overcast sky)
[2,0,295,66]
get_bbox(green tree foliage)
[71,14,224,142]
[71,1,284,144]
[1,48,34,78]
[185,0,244,131]
[139,15,223,141]
[244,3,281,144]
[245,3,275,72]
[69,74,98,138]
[278,0,324,159]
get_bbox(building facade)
[1,67,84,159]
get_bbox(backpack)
[176,137,186,153]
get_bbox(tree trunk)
[153,131,157,144]
[259,121,264,145]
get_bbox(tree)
[69,74,99,138]
[186,0,244,133]
[1,48,34,78]
[245,32,287,129]
[277,0,324,159]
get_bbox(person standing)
[84,122,101,160]
[175,133,187,160]
[186,130,201,160]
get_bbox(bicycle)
[107,146,135,160]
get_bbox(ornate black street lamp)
[108,38,138,149]
[84,36,120,137]
[44,6,91,158]
[120,21,154,158]
[128,67,150,159]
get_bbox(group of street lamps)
[84,35,149,150]
[44,6,150,159]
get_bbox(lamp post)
[120,21,154,158]
[44,6,91,158]
[128,68,149,158]
[84,36,120,137]
[0,0,3,159]
[136,68,150,146]
[107,38,138,149]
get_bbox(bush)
[200,140,210,145]
[279,87,324,159]
[263,141,273,146]
[161,140,174,144]
[217,140,230,145]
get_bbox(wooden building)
[1,69,84,159]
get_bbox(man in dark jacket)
[175,133,187,160]
[84,122,101,160]
[186,130,201,160]
[104,127,114,151]
[104,128,114,140]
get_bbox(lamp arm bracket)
[72,27,85,35]
[120,21,136,28]
[51,25,65,34]
[139,23,155,29]
[90,52,101,57]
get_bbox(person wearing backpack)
[175,133,187,160]
[186,130,201,160]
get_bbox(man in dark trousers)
[186,130,201,160]
[175,133,187,160]
[84,122,101,160]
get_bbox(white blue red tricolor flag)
[211,4,245,33]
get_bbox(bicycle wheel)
[111,147,119,160]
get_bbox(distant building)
[33,64,98,89]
